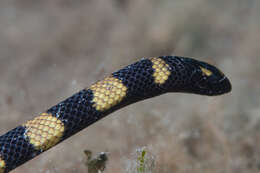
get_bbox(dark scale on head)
[163,56,231,95]
[152,56,232,95]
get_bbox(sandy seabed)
[0,1,259,172]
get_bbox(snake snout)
[215,76,232,95]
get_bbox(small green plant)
[125,147,156,173]
[137,149,146,173]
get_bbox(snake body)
[0,56,231,172]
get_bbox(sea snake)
[0,56,232,172]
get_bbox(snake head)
[177,57,232,96]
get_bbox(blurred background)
[0,0,259,172]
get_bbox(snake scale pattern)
[0,56,232,172]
